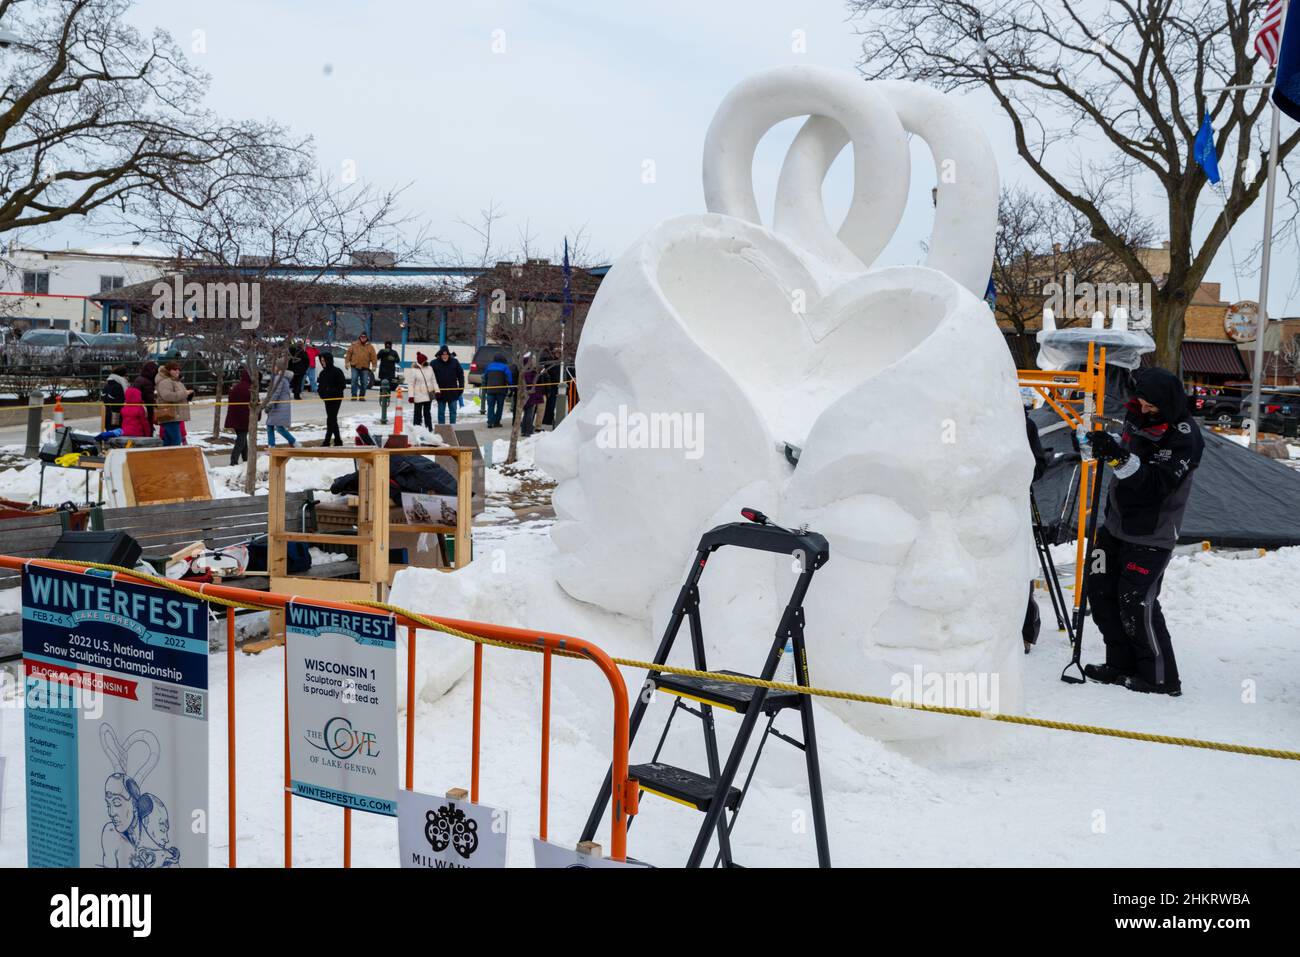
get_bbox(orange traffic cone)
[385,387,409,448]
[53,393,64,428]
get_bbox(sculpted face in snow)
[537,66,1032,738]
[775,269,1033,737]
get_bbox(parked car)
[86,333,147,364]
[14,328,94,373]
[149,334,245,392]
[468,344,514,386]
[1191,387,1300,423]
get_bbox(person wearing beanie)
[408,350,438,431]
[1083,368,1204,696]
[376,340,401,389]
[430,345,465,424]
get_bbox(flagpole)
[557,237,570,425]
[1249,0,1289,451]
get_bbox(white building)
[0,241,172,333]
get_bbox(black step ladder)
[581,508,832,867]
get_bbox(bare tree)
[452,199,506,268]
[144,167,431,492]
[0,0,306,235]
[993,186,1156,364]
[849,0,1300,370]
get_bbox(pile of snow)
[0,459,95,506]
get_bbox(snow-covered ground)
[2,515,1296,867]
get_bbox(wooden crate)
[266,445,474,606]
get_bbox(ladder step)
[630,762,741,813]
[653,670,800,715]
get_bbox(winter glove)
[1085,429,1127,463]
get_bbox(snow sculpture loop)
[702,66,998,294]
[538,66,1030,740]
[703,67,910,275]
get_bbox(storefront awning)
[1180,341,1249,377]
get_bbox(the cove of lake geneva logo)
[425,803,479,859]
[304,715,381,761]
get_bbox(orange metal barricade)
[1,556,634,865]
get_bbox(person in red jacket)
[224,368,253,465]
[120,386,151,438]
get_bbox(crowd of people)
[97,334,573,465]
[100,360,196,448]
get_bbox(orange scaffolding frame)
[1018,341,1108,608]
[1,556,636,865]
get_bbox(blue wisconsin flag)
[1194,113,1221,184]
[1276,2,1300,121]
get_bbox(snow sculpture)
[537,66,1033,738]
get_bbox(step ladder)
[581,507,832,867]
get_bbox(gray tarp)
[1029,370,1300,549]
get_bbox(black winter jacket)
[430,356,464,397]
[317,362,346,401]
[376,348,400,381]
[1103,368,1204,550]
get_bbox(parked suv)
[468,344,514,386]
[1192,387,1300,423]
[15,328,93,372]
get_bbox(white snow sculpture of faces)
[538,66,1032,737]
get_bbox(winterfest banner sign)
[22,565,209,868]
[286,600,398,816]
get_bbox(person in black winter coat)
[101,365,130,430]
[288,344,310,400]
[376,341,401,389]
[133,361,159,429]
[316,351,347,446]
[430,345,464,425]
[1083,368,1204,696]
[541,357,562,427]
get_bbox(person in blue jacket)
[482,353,513,428]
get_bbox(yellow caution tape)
[23,560,1300,764]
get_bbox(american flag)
[1256,0,1287,67]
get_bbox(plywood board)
[121,447,212,506]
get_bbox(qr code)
[184,691,205,718]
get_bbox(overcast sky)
[42,1,1300,314]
